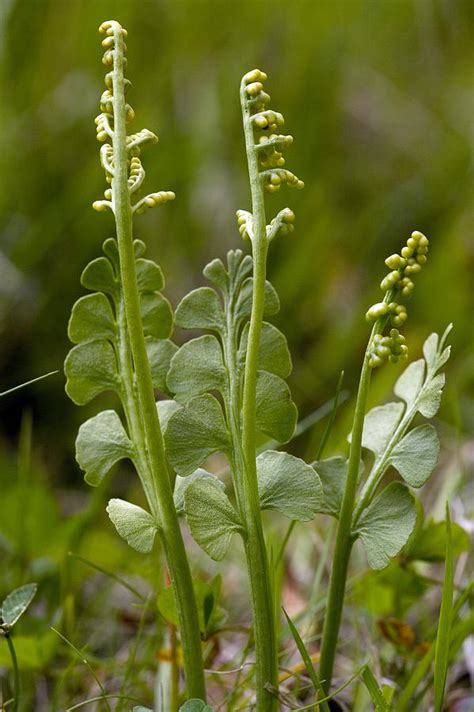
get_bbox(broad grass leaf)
[235,278,280,323]
[256,370,297,443]
[64,340,119,405]
[355,482,416,570]
[68,293,116,344]
[395,359,425,407]
[1,583,38,629]
[417,373,445,418]
[135,258,164,292]
[434,506,454,712]
[140,292,173,339]
[76,410,134,486]
[175,287,225,331]
[313,456,348,517]
[184,478,242,561]
[81,256,117,295]
[389,424,440,487]
[106,498,159,553]
[257,450,322,521]
[164,394,230,476]
[239,322,292,379]
[173,469,221,515]
[360,665,391,711]
[167,335,227,402]
[146,338,178,392]
[357,402,404,457]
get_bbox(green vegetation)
[0,2,472,711]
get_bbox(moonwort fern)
[162,71,320,710]
[318,230,452,692]
[64,20,205,702]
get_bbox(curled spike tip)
[93,20,175,216]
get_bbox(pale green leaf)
[76,410,134,486]
[239,321,292,379]
[203,256,229,291]
[157,399,181,431]
[389,424,440,487]
[167,335,227,402]
[358,402,404,456]
[257,450,323,521]
[313,456,348,517]
[173,469,222,515]
[136,258,164,292]
[175,287,224,331]
[146,338,178,392]
[184,478,242,560]
[422,332,439,372]
[68,293,116,344]
[106,498,159,553]
[256,370,297,443]
[394,359,425,407]
[235,278,280,323]
[140,292,173,339]
[417,373,445,418]
[1,583,38,629]
[64,340,119,405]
[164,394,230,476]
[354,482,416,570]
[226,249,252,288]
[80,256,117,295]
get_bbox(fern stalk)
[103,21,205,701]
[239,74,278,712]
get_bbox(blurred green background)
[0,0,473,481]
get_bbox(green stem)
[239,80,278,711]
[109,24,205,702]
[319,322,382,692]
[6,633,20,712]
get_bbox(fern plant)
[63,19,456,712]
[64,20,205,703]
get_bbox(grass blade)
[360,664,390,710]
[283,608,330,712]
[0,370,59,397]
[433,504,454,711]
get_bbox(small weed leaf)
[256,370,297,442]
[184,477,243,560]
[81,256,117,295]
[64,340,119,405]
[146,338,178,393]
[68,293,116,344]
[76,409,134,486]
[135,257,165,292]
[354,482,416,570]
[164,394,231,477]
[167,335,227,402]
[1,583,38,630]
[357,402,404,457]
[239,321,292,379]
[173,469,221,515]
[313,456,349,517]
[394,359,426,408]
[257,450,323,521]
[179,701,214,712]
[106,498,159,553]
[404,518,470,562]
[175,286,225,331]
[389,424,440,487]
[158,575,226,636]
[140,292,173,340]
